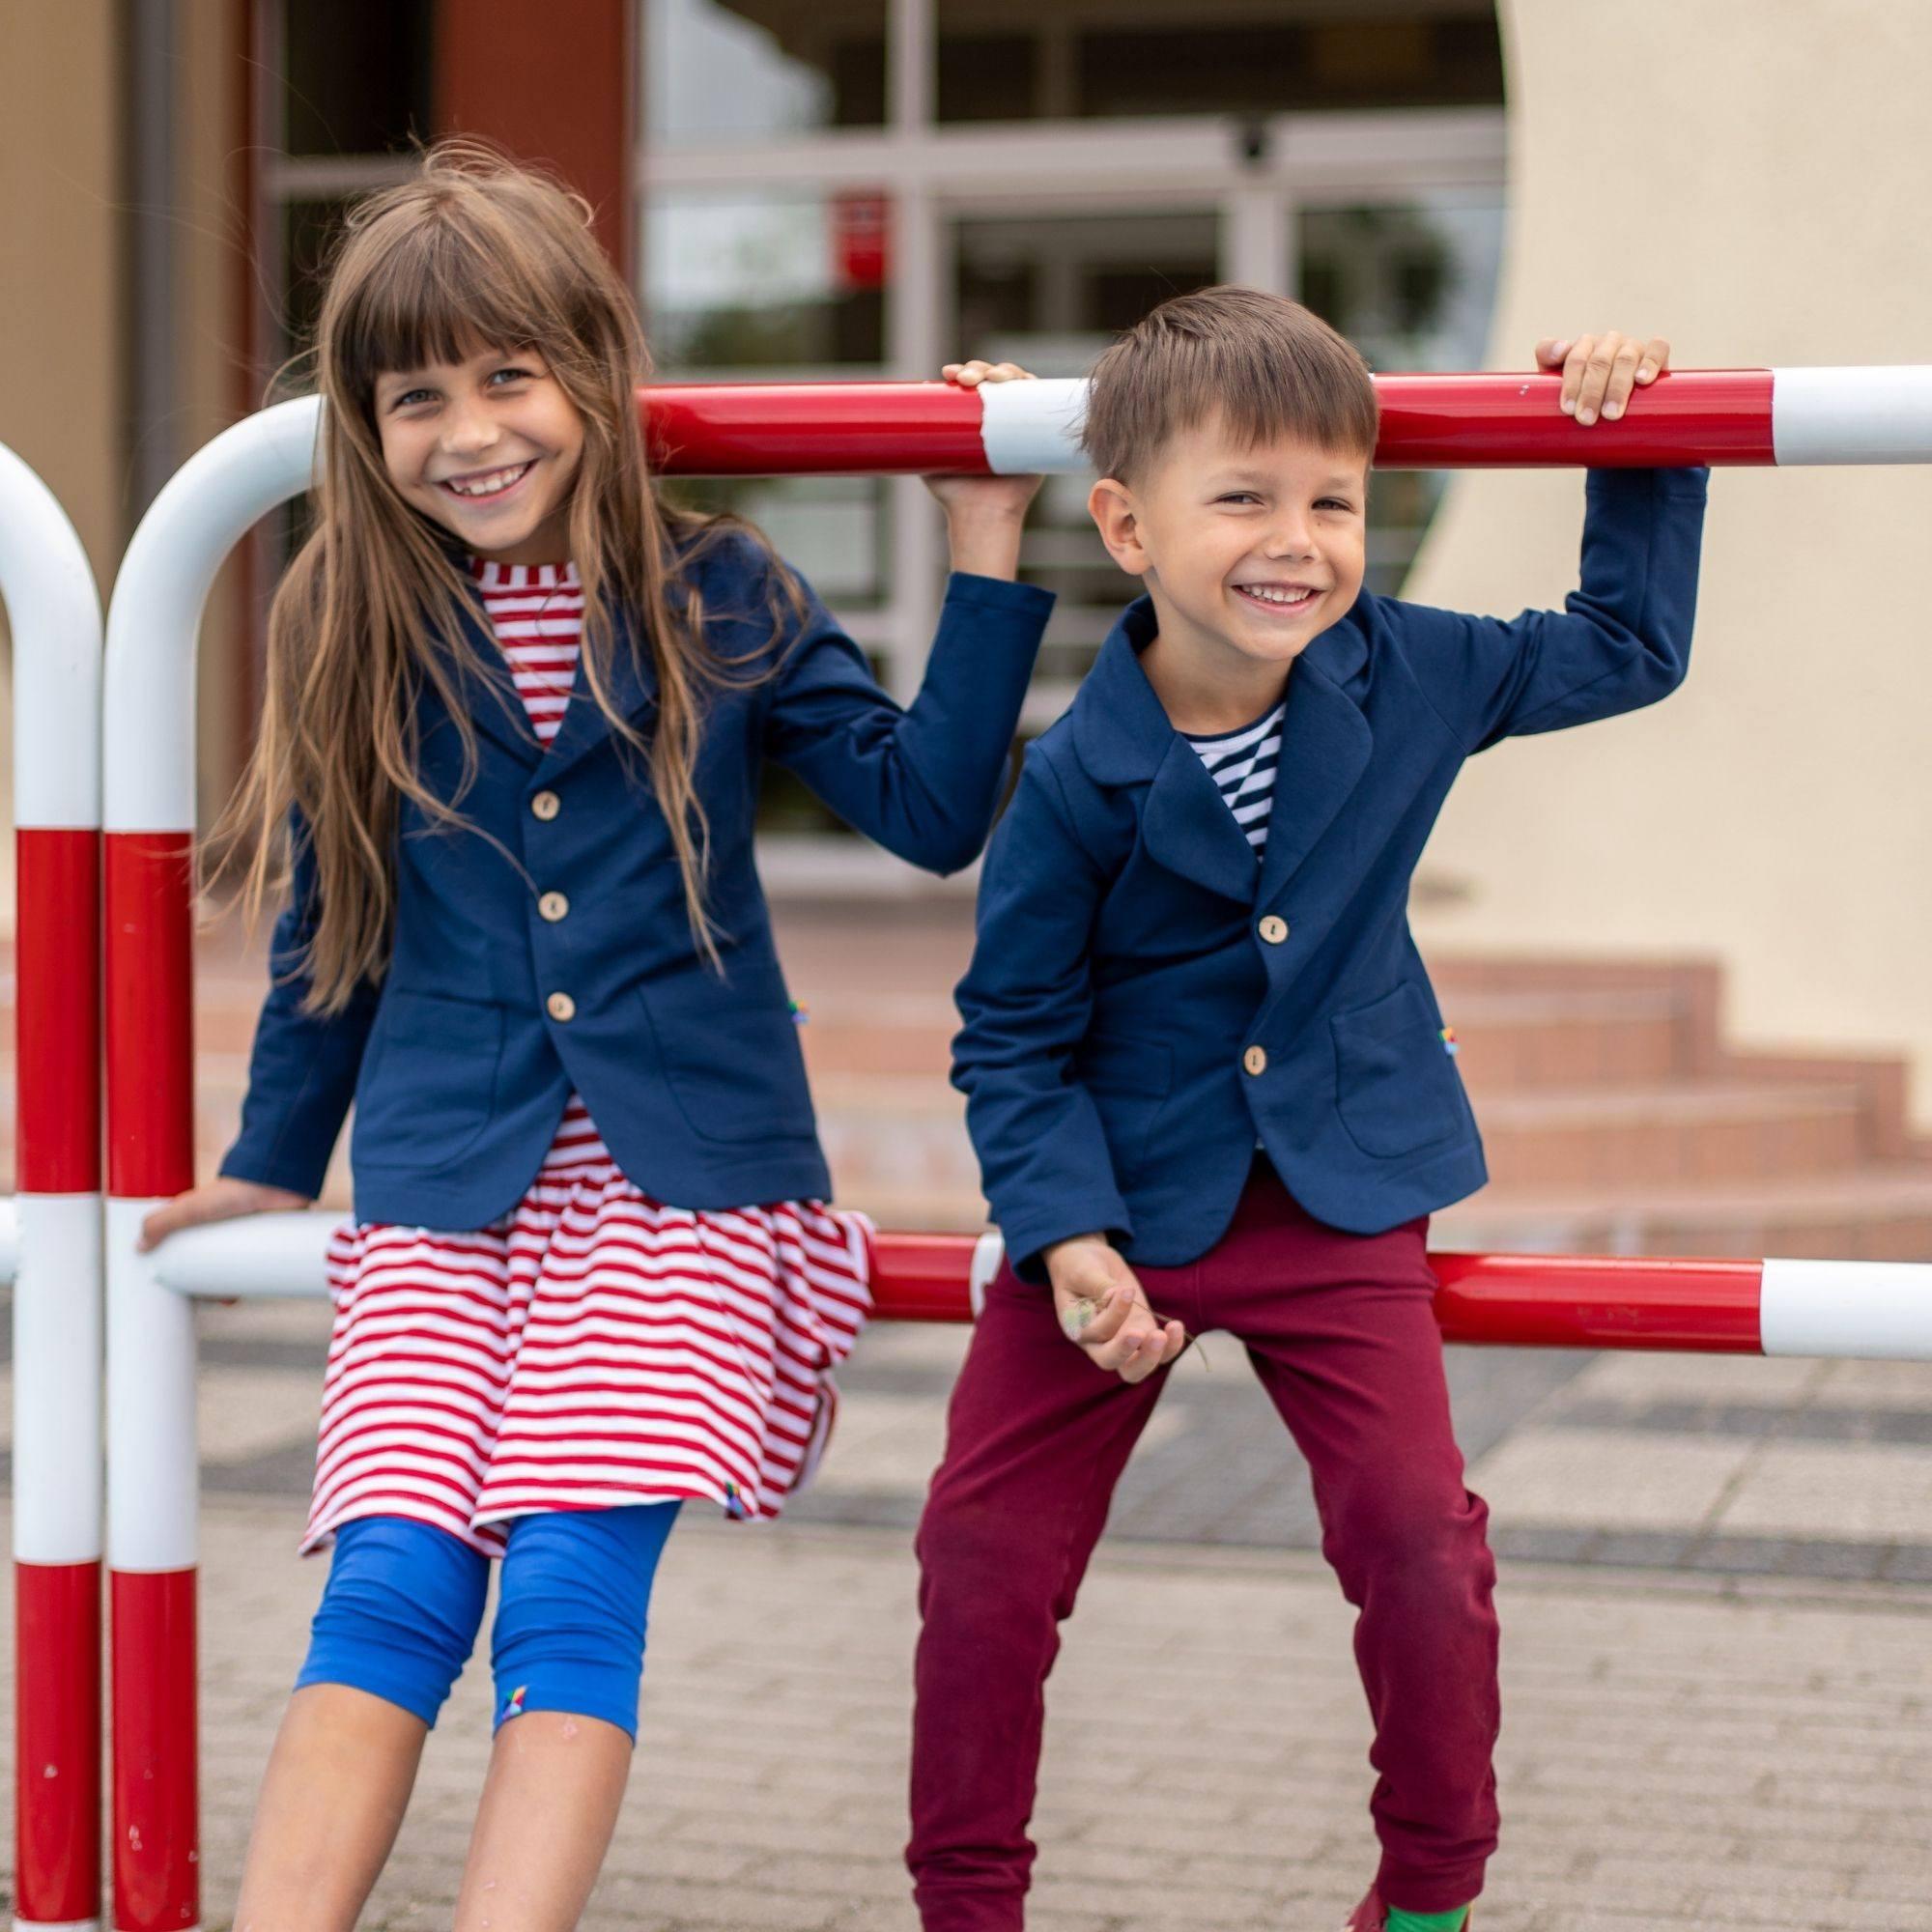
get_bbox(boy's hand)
[1534,332,1671,427]
[924,361,1043,578]
[137,1176,311,1253]
[1042,1235,1186,1384]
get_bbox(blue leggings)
[296,1505,680,1739]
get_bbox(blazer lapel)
[534,600,659,781]
[1253,618,1373,911]
[1072,598,1262,905]
[433,599,542,767]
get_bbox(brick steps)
[5,911,1928,1264]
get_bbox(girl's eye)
[489,366,534,386]
[391,388,436,410]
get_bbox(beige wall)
[1406,0,1932,1116]
[0,3,122,921]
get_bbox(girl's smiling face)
[374,341,585,564]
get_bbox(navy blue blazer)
[952,467,1709,1281]
[221,532,1053,1228]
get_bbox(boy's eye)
[1317,497,1355,513]
[1216,492,1262,505]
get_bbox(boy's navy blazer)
[953,467,1709,1282]
[221,533,1053,1228]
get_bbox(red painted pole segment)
[1368,369,1777,469]
[15,1562,103,1926]
[16,828,103,1196]
[646,380,990,475]
[868,1234,1771,1350]
[104,832,197,1203]
[109,1572,199,1932]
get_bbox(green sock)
[1384,1910,1469,1932]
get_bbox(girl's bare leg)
[231,1684,428,1932]
[453,1712,634,1932]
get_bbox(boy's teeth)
[1239,583,1313,605]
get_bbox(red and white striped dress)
[304,559,874,1557]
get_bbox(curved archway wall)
[1406,0,1932,1122]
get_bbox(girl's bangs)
[336,213,560,403]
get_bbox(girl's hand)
[925,361,1043,579]
[1043,1235,1186,1384]
[137,1176,312,1253]
[1534,332,1671,426]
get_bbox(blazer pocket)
[639,985,818,1147]
[351,990,505,1169]
[1330,983,1466,1160]
[1078,1032,1176,1180]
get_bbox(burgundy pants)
[908,1161,1499,1929]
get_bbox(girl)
[138,141,1049,1932]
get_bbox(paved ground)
[5,1293,1932,1929]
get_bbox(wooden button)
[1242,1045,1267,1076]
[530,789,561,821]
[546,991,577,1023]
[1258,916,1289,945]
[538,891,569,923]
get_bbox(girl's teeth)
[447,463,530,497]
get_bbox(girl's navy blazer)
[220,533,1054,1228]
[952,466,1709,1282]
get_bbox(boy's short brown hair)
[1080,285,1378,484]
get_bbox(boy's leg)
[910,1259,1179,1932]
[1204,1168,1498,1918]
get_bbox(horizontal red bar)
[636,370,1776,475]
[870,1235,1768,1350]
[646,379,989,476]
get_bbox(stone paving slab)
[5,1500,1929,1932]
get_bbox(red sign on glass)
[833,190,892,291]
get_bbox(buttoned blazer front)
[952,467,1709,1281]
[221,532,1054,1228]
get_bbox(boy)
[911,288,1703,1932]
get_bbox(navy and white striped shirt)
[1184,702,1285,859]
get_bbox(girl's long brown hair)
[211,139,796,1012]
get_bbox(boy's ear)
[1087,477,1151,578]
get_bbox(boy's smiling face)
[1088,412,1370,726]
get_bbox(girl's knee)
[297,1515,490,1727]
[490,1502,681,1739]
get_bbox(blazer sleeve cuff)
[997,1202,1135,1289]
[941,572,1057,623]
[217,1138,327,1202]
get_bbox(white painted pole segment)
[1758,1256,1932,1359]
[1772,366,1932,466]
[966,1230,1007,1317]
[105,1200,201,1573]
[0,444,102,829]
[103,396,320,834]
[978,378,1088,475]
[13,1198,104,1566]
[151,1210,339,1300]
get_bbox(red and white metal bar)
[641,367,1932,474]
[146,1215,1932,1359]
[95,370,1932,1932]
[1,441,105,1932]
